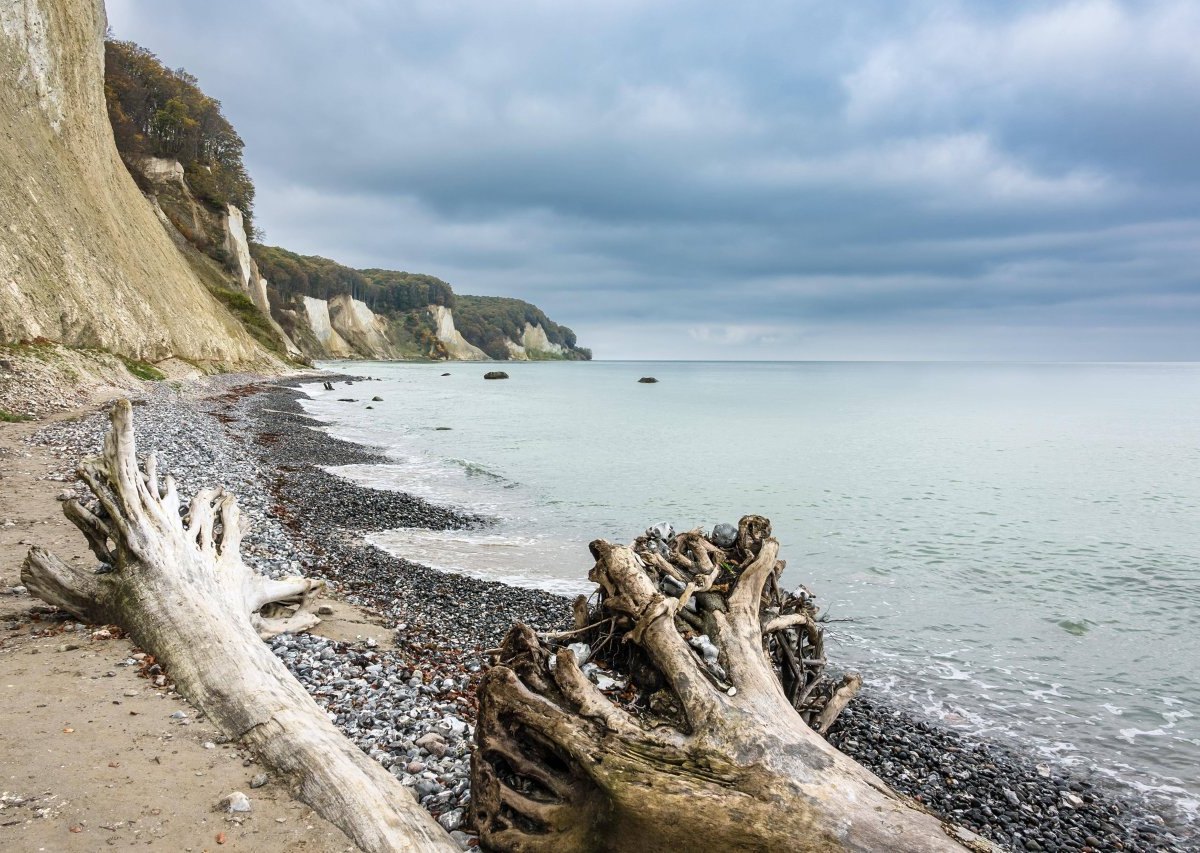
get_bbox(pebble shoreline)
[21,375,1195,852]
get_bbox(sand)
[0,401,360,852]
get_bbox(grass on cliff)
[0,407,32,423]
[118,355,166,381]
[210,286,287,357]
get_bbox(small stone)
[449,830,472,851]
[637,376,658,383]
[218,791,252,813]
[170,710,188,720]
[645,521,675,541]
[317,605,335,616]
[56,488,75,501]
[371,396,383,402]
[250,773,268,789]
[438,808,464,832]
[414,732,445,749]
[58,643,80,652]
[566,642,591,667]
[711,523,737,548]
[203,741,216,750]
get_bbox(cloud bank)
[106,0,1200,359]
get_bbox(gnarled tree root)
[21,400,455,853]
[472,530,997,852]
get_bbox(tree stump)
[471,518,993,852]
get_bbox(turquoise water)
[301,360,1200,824]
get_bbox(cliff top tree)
[104,37,255,226]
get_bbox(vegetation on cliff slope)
[104,38,255,227]
[253,246,590,360]
[252,245,453,313]
[454,296,591,360]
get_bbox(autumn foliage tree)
[104,37,256,226]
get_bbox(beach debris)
[483,371,509,380]
[470,515,986,853]
[218,791,252,813]
[20,401,457,852]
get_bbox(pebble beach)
[18,375,1196,852]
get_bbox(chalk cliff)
[0,0,275,367]
[0,0,588,372]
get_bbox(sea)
[298,360,1200,828]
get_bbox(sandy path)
[0,399,361,851]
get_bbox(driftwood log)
[21,401,456,853]
[471,519,993,852]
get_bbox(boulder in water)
[638,376,658,383]
[484,371,509,380]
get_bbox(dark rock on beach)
[483,371,508,380]
[638,376,658,383]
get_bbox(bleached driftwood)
[22,400,455,853]
[471,519,995,852]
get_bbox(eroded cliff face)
[290,294,443,360]
[505,322,569,360]
[0,0,273,366]
[430,305,488,361]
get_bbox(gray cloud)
[106,0,1200,359]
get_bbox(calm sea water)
[301,360,1200,825]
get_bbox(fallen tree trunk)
[471,520,995,852]
[22,400,456,853]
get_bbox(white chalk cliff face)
[0,0,272,365]
[140,156,185,185]
[327,294,407,358]
[522,322,567,356]
[302,296,353,357]
[430,305,488,360]
[224,205,254,289]
[504,322,569,359]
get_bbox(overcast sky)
[107,0,1200,360]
